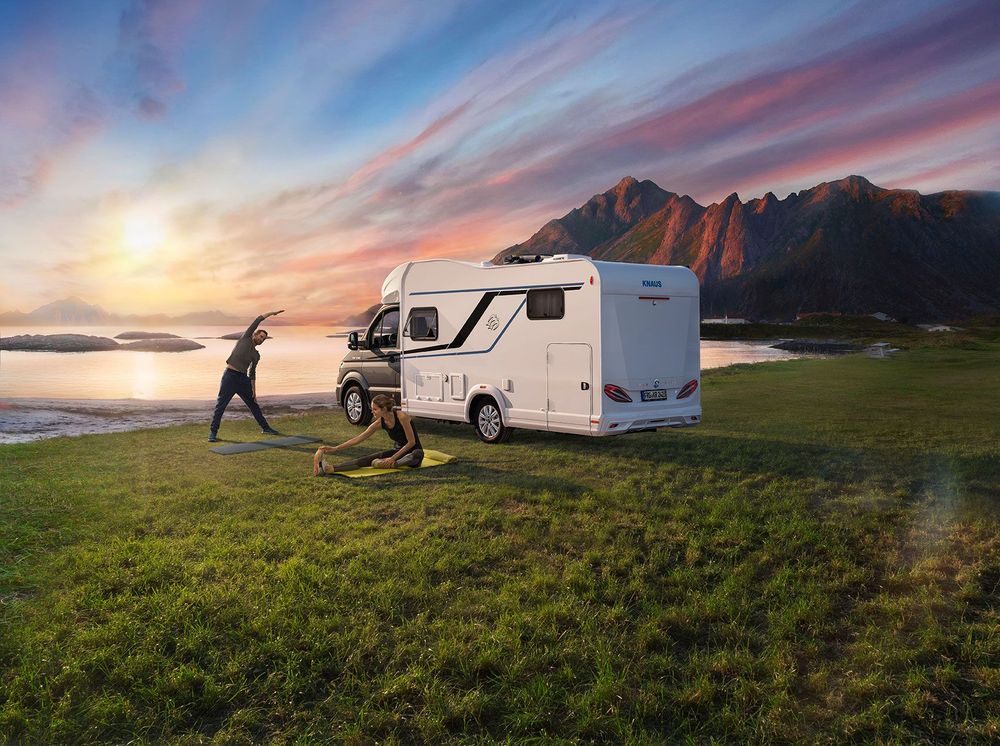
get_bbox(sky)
[1,0,998,323]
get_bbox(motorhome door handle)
[389,354,398,363]
[581,382,590,390]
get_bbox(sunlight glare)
[121,209,167,257]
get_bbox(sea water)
[0,326,807,442]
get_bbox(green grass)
[3,344,1000,743]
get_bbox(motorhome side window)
[404,307,438,340]
[526,288,564,320]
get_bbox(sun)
[121,209,167,257]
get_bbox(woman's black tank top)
[382,412,421,449]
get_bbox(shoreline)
[0,392,336,445]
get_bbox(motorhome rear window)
[404,307,438,340]
[526,288,564,320]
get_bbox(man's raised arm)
[243,309,285,337]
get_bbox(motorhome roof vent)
[544,254,587,262]
[501,253,551,265]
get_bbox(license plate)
[641,389,668,401]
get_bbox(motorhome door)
[546,343,593,433]
[366,307,401,394]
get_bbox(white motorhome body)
[382,255,700,440]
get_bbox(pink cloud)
[341,100,474,192]
[117,0,202,118]
[883,154,1000,192]
[430,0,1000,209]
[691,79,1000,199]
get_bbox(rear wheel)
[343,384,372,426]
[472,397,511,444]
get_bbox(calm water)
[0,325,351,400]
[0,327,807,399]
[0,326,809,442]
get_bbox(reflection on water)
[1,326,812,401]
[700,340,805,368]
[132,352,157,400]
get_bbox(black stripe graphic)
[449,292,498,349]
[404,284,583,355]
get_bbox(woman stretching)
[313,394,424,475]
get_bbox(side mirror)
[347,331,359,350]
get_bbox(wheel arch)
[465,385,507,424]
[338,372,370,405]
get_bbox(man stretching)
[209,310,284,442]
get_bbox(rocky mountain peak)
[489,174,1000,320]
[613,175,639,191]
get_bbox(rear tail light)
[603,384,632,403]
[677,379,699,399]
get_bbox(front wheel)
[472,397,512,444]
[343,384,372,426]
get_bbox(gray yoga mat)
[211,435,321,455]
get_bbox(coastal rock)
[220,332,243,340]
[114,331,181,340]
[0,334,120,352]
[119,339,205,352]
[1,334,205,352]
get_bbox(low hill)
[0,298,245,327]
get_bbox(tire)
[472,396,511,444]
[343,384,372,426]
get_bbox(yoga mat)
[325,449,457,478]
[211,435,321,455]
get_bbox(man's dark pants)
[210,368,271,435]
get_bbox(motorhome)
[334,255,700,443]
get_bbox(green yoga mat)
[322,449,457,477]
[211,436,321,455]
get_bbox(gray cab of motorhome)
[333,305,401,425]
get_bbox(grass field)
[700,314,1000,347]
[2,341,999,743]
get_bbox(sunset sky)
[1,0,998,322]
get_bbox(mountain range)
[0,297,245,327]
[493,175,1000,321]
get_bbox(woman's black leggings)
[323,448,424,473]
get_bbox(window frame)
[526,288,565,320]
[403,306,439,341]
[368,306,400,349]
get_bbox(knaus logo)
[642,280,662,288]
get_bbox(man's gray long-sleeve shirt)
[226,315,265,379]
